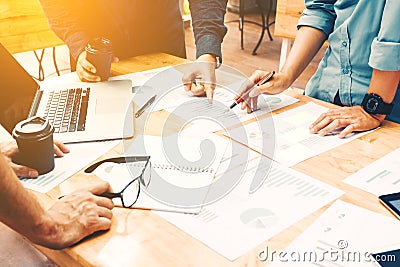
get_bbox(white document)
[110,66,171,87]
[95,133,229,213]
[268,200,400,266]
[93,161,203,213]
[21,140,119,193]
[155,158,343,261]
[344,148,400,196]
[228,102,371,166]
[165,88,299,132]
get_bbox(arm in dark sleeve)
[189,0,228,59]
[39,0,89,62]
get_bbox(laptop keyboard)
[44,88,90,133]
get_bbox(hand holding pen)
[230,70,275,113]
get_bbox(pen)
[135,94,157,118]
[229,70,275,109]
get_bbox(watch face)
[365,97,379,113]
[362,93,393,115]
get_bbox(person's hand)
[41,180,114,249]
[238,70,292,113]
[76,51,119,82]
[182,54,217,103]
[309,106,383,138]
[1,140,70,178]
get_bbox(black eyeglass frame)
[85,156,151,208]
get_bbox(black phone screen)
[379,192,400,219]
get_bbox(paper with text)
[165,88,299,132]
[344,148,400,196]
[155,158,343,260]
[227,102,372,166]
[21,140,119,193]
[98,133,230,213]
[268,200,400,266]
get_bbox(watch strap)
[362,93,394,115]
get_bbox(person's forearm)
[281,26,327,84]
[189,0,228,59]
[369,70,400,103]
[0,154,57,246]
[368,69,400,121]
[39,0,89,61]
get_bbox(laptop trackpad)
[95,98,122,114]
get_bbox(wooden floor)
[185,11,326,90]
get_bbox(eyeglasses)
[85,156,151,208]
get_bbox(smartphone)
[378,192,400,219]
[372,246,400,267]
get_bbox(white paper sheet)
[343,148,400,196]
[227,102,372,166]
[268,200,400,266]
[154,158,343,261]
[110,66,171,87]
[20,140,119,193]
[99,133,230,213]
[164,88,299,132]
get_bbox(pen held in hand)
[230,71,275,110]
[135,94,157,118]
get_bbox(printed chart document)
[164,88,299,132]
[227,102,371,166]
[269,200,400,266]
[344,148,400,196]
[21,140,119,193]
[155,158,343,260]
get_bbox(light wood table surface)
[0,0,63,53]
[21,53,400,266]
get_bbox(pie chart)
[240,208,278,229]
[265,96,282,104]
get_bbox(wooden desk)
[29,53,400,266]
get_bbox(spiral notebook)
[94,134,229,213]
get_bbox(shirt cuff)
[66,33,89,63]
[195,35,222,60]
[297,9,335,37]
[369,38,400,71]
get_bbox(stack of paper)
[155,158,343,260]
[227,102,372,166]
[268,200,400,266]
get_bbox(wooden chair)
[227,0,276,55]
[274,0,305,70]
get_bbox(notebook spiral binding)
[126,162,214,173]
[153,163,214,173]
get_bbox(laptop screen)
[0,43,39,133]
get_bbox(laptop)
[0,43,134,143]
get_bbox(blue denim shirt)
[298,0,400,122]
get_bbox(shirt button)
[342,41,347,47]
[343,69,349,74]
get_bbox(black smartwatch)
[361,93,393,115]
